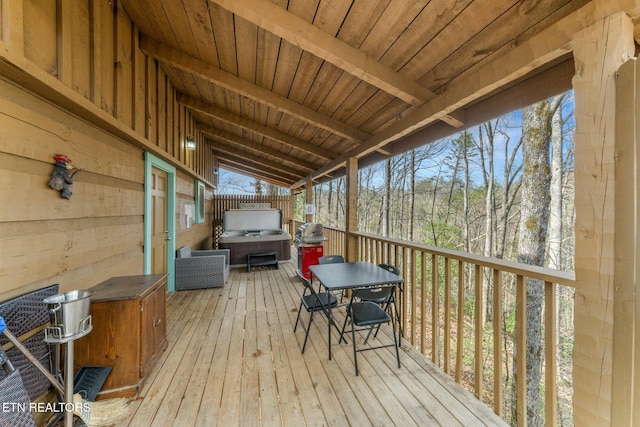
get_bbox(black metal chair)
[317,255,346,301]
[293,272,338,354]
[339,284,401,375]
[317,254,344,264]
[353,263,402,341]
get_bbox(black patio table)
[309,261,403,360]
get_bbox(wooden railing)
[296,221,576,426]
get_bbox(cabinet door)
[153,284,167,354]
[140,282,167,377]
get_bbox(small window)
[195,180,206,224]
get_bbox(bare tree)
[382,158,391,236]
[477,121,497,324]
[409,150,416,241]
[513,100,553,426]
[547,94,567,271]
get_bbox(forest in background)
[218,92,576,426]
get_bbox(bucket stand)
[44,319,91,427]
[43,290,92,427]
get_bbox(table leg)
[328,304,332,360]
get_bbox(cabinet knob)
[154,319,162,328]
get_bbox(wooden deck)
[120,260,507,426]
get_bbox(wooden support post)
[345,157,357,262]
[572,11,635,426]
[613,57,640,426]
[2,0,24,55]
[288,189,295,232]
[304,180,313,224]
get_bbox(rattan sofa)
[175,246,230,290]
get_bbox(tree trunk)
[462,132,471,254]
[548,95,565,271]
[409,150,416,242]
[383,158,391,237]
[548,95,565,357]
[513,100,552,426]
[478,122,495,325]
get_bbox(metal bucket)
[43,290,92,339]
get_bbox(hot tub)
[218,209,291,265]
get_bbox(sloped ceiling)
[120,0,627,188]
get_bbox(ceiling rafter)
[218,163,294,187]
[205,136,305,180]
[139,35,370,143]
[209,0,435,107]
[291,2,585,189]
[214,151,298,186]
[117,0,638,192]
[178,94,333,160]
[200,124,316,172]
[219,163,294,187]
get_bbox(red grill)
[295,223,327,279]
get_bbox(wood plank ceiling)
[120,0,591,188]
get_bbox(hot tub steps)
[247,252,279,272]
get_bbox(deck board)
[120,260,507,426]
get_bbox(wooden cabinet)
[74,274,168,399]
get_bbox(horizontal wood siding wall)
[0,76,145,298]
[0,0,213,299]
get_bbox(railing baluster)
[493,269,503,416]
[474,264,482,398]
[456,259,464,383]
[516,274,527,427]
[431,253,439,363]
[545,280,557,427]
[421,251,427,354]
[444,257,451,374]
[409,247,416,347]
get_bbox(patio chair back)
[340,282,401,376]
[318,255,344,264]
[353,263,403,339]
[293,272,338,353]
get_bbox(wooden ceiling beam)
[139,35,369,143]
[441,109,466,128]
[218,162,294,187]
[178,94,333,160]
[292,0,616,189]
[206,137,305,180]
[214,153,297,186]
[200,125,317,172]
[210,0,435,106]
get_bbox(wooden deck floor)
[120,260,507,427]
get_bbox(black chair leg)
[301,311,314,353]
[338,309,351,344]
[350,308,359,376]
[391,313,401,368]
[293,300,304,333]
